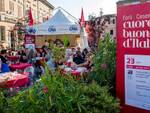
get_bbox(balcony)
[0,14,17,23]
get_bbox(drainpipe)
[37,0,39,23]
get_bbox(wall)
[0,0,54,48]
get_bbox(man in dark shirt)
[73,51,85,65]
[0,50,7,63]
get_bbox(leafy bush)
[0,90,9,113]
[50,44,66,64]
[63,35,70,47]
[89,33,116,95]
[0,68,119,113]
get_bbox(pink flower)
[43,86,48,93]
[101,63,107,69]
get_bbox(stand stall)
[26,9,86,48]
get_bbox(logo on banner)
[27,27,36,34]
[122,14,150,48]
[48,26,56,32]
[69,26,78,31]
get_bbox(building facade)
[0,0,54,48]
[103,14,116,39]
[86,14,116,47]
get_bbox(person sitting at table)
[71,48,76,55]
[27,48,35,63]
[41,46,47,57]
[19,50,28,63]
[36,51,42,58]
[76,47,81,53]
[77,52,93,71]
[34,60,45,80]
[0,60,10,73]
[82,48,89,60]
[73,51,85,65]
[0,50,7,64]
[45,48,55,70]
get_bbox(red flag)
[80,8,85,27]
[28,7,34,26]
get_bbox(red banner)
[117,1,150,113]
[24,34,35,44]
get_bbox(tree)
[86,12,110,48]
[12,20,26,49]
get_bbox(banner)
[24,34,35,44]
[26,25,80,35]
[24,34,35,50]
[117,1,150,113]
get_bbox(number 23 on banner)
[127,57,135,64]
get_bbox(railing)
[0,13,17,23]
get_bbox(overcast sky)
[48,0,119,20]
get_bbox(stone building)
[103,14,116,39]
[0,0,54,48]
[86,14,116,47]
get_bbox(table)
[10,63,32,71]
[0,72,29,88]
[63,67,88,80]
[7,56,19,61]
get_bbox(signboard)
[26,25,80,35]
[24,34,35,50]
[125,55,150,110]
[24,34,35,44]
[117,1,150,113]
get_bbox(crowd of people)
[66,47,94,70]
[0,44,94,84]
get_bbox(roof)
[51,7,79,24]
[102,14,116,17]
[46,9,72,25]
[26,8,80,35]
[39,8,79,26]
[39,0,54,9]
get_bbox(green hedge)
[89,33,116,95]
[0,69,119,113]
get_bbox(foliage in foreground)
[89,33,116,95]
[0,68,119,113]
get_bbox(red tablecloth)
[10,63,32,70]
[71,71,81,76]
[7,56,19,61]
[0,73,29,88]
[62,67,88,80]
[7,74,29,88]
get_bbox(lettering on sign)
[122,13,150,48]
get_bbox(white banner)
[26,25,80,35]
[125,55,150,110]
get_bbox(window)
[9,1,14,11]
[26,4,29,8]
[25,9,29,16]
[18,5,22,17]
[0,0,5,12]
[112,19,115,24]
[0,26,5,41]
[110,30,113,35]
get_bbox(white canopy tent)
[26,8,89,49]
[26,9,80,35]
